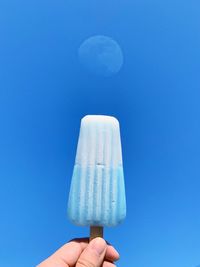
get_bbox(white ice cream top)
[75,115,123,168]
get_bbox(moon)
[78,35,124,77]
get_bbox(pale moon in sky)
[78,35,124,77]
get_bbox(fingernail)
[112,247,120,259]
[91,237,106,255]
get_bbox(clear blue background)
[0,0,200,266]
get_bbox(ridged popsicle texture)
[67,115,126,227]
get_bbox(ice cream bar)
[67,115,126,238]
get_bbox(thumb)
[76,237,107,267]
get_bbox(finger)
[69,237,89,243]
[103,262,116,267]
[69,238,119,262]
[76,237,107,267]
[37,257,67,267]
[105,245,120,262]
[37,240,89,267]
[51,240,88,266]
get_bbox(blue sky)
[0,0,200,266]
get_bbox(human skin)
[37,237,119,267]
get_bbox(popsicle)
[67,115,126,239]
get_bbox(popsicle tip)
[81,115,119,126]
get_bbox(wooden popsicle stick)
[90,226,104,241]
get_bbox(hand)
[37,237,119,267]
